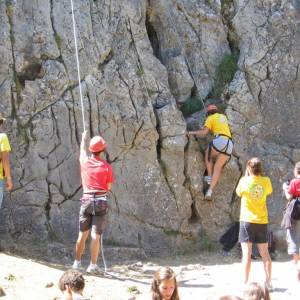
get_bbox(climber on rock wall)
[187,104,233,200]
[0,113,13,211]
[72,131,114,275]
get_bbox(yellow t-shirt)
[204,113,232,138]
[236,175,272,224]
[0,133,11,180]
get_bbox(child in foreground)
[58,269,90,300]
[151,267,180,300]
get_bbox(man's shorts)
[212,135,233,155]
[286,220,300,255]
[239,221,268,243]
[79,197,108,234]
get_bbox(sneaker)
[72,260,82,270]
[221,250,230,257]
[86,264,102,275]
[265,282,273,291]
[204,176,211,185]
[204,189,213,201]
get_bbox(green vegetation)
[5,274,16,281]
[180,96,205,117]
[147,88,157,97]
[211,53,238,99]
[127,286,140,294]
[180,53,238,117]
[164,228,180,236]
[136,68,144,77]
[198,231,217,252]
[6,4,14,19]
[54,33,62,49]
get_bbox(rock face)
[0,0,299,255]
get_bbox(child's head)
[246,157,263,176]
[219,296,242,300]
[243,282,270,300]
[58,269,85,300]
[151,267,179,300]
[294,162,300,177]
[0,114,6,129]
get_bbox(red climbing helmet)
[89,136,107,153]
[206,104,218,112]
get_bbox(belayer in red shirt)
[72,131,114,275]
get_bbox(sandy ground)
[0,251,299,300]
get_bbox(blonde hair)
[151,267,179,300]
[243,282,271,300]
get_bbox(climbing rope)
[69,0,111,273]
[70,0,86,131]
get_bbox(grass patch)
[198,231,217,252]
[180,53,237,117]
[211,53,238,98]
[5,274,16,281]
[180,96,205,117]
[136,68,144,77]
[54,33,62,49]
[6,4,14,19]
[147,88,157,97]
[127,286,140,294]
[164,228,180,236]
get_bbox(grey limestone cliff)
[0,0,299,256]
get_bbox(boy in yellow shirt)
[0,114,13,209]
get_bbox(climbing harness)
[70,0,86,131]
[208,134,233,162]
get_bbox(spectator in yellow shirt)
[236,158,272,288]
[0,114,13,209]
[187,104,233,200]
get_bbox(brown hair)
[295,162,300,175]
[219,296,242,300]
[58,269,85,292]
[151,267,179,300]
[247,157,263,176]
[243,282,271,300]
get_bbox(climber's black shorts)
[79,197,108,234]
[239,221,268,244]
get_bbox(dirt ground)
[0,250,299,300]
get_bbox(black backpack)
[291,198,300,220]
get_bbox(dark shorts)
[239,221,268,244]
[79,197,108,234]
[286,220,300,255]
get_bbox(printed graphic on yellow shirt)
[218,114,228,124]
[249,183,264,201]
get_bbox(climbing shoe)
[72,260,82,270]
[86,264,102,275]
[204,176,211,185]
[204,189,213,201]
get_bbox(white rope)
[100,234,107,273]
[70,0,109,273]
[70,0,86,131]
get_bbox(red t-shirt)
[288,178,300,197]
[80,156,114,192]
